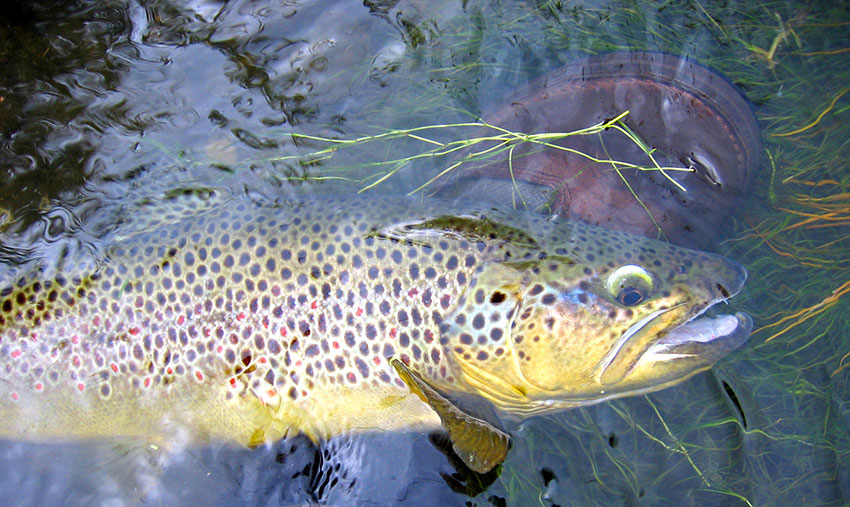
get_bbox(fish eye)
[607,265,653,307]
[617,286,647,306]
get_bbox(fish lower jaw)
[643,311,753,361]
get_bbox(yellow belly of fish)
[0,373,440,446]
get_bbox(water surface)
[1,0,848,504]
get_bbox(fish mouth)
[593,304,752,389]
[639,310,753,363]
[598,265,752,385]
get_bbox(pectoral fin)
[390,357,510,473]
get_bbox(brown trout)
[0,196,751,472]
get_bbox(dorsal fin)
[373,214,538,250]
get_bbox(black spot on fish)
[268,339,281,354]
[472,314,485,330]
[299,321,311,336]
[355,358,369,378]
[474,289,485,304]
[383,344,395,358]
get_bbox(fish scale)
[0,195,750,451]
[0,197,503,443]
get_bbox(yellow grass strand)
[772,87,850,137]
[756,279,850,343]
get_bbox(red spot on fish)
[230,377,237,387]
[72,335,79,344]
[390,327,397,339]
[10,350,21,358]
[347,373,356,383]
[204,327,211,337]
[93,316,100,327]
[167,367,173,374]
[177,315,185,325]
[111,363,119,373]
[332,341,339,349]
[236,312,246,321]
[373,357,381,365]
[73,356,81,367]
[195,371,204,381]
[77,383,85,392]
[217,345,223,353]
[401,354,410,365]
[144,377,151,388]
[295,360,302,367]
[301,390,307,397]
[11,392,18,401]
[424,330,434,343]
[35,383,43,391]
[280,327,287,337]
[356,308,363,317]
[311,301,318,309]
[267,389,275,397]
[263,318,269,329]
[259,357,267,363]
[129,327,140,336]
[408,288,419,297]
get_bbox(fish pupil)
[618,287,645,306]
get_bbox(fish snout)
[713,257,747,302]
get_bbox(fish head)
[443,221,752,417]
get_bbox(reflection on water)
[0,0,848,504]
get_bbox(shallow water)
[1,0,848,504]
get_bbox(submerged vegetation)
[1,0,847,503]
[129,0,850,503]
[300,2,849,504]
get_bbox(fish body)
[0,196,750,450]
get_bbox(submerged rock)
[438,51,762,248]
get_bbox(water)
[1,0,848,504]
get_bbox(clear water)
[0,0,847,504]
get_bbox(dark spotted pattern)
[0,195,741,443]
